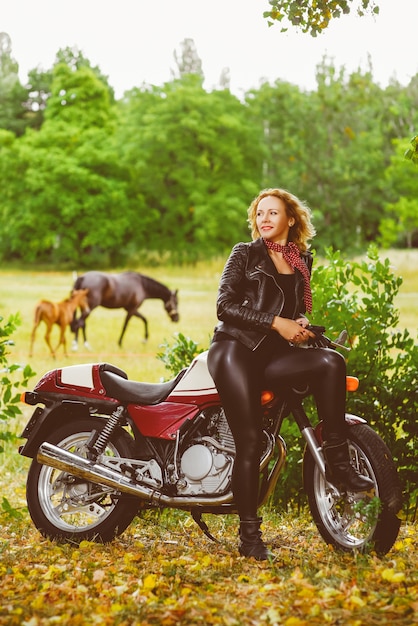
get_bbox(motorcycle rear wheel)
[303,423,402,555]
[26,418,139,543]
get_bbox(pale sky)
[2,0,417,98]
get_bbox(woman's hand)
[271,316,315,344]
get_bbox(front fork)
[301,426,326,477]
[290,402,327,478]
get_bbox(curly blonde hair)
[247,188,316,252]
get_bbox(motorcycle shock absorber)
[87,405,125,458]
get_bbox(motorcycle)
[19,330,402,555]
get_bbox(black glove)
[306,325,332,348]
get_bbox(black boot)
[238,517,271,561]
[323,439,374,492]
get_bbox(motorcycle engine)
[175,407,235,495]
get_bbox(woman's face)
[256,195,292,243]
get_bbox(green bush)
[310,245,417,518]
[1,313,36,518]
[0,313,36,449]
[275,245,416,514]
[156,332,203,379]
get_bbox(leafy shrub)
[0,313,36,451]
[309,245,417,518]
[1,313,36,518]
[156,332,202,378]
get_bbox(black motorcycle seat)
[100,363,128,379]
[99,368,187,405]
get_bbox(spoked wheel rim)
[313,443,379,550]
[37,431,120,533]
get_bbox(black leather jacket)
[214,237,313,350]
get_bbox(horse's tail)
[33,303,43,325]
[34,300,58,325]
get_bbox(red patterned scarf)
[263,239,312,313]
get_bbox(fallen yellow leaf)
[381,568,406,583]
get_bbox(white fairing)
[170,350,216,397]
[60,364,95,389]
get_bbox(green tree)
[264,0,380,36]
[245,78,312,192]
[0,61,131,266]
[171,38,204,82]
[263,0,418,176]
[23,67,54,130]
[54,46,115,101]
[21,46,115,132]
[0,32,29,135]
[247,59,388,252]
[404,133,418,164]
[379,139,418,247]
[116,75,263,261]
[1,34,417,264]
[45,62,113,128]
[0,126,132,265]
[306,60,387,250]
[382,75,418,146]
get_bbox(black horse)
[71,271,179,348]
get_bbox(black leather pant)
[207,337,347,520]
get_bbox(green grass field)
[0,260,222,386]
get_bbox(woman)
[207,188,373,561]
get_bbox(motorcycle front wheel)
[26,418,139,543]
[303,423,402,555]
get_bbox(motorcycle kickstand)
[191,511,220,543]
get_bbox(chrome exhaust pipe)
[37,442,234,507]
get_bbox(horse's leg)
[72,318,80,351]
[29,305,44,357]
[119,313,132,347]
[71,311,79,351]
[29,321,39,357]
[136,312,149,342]
[44,323,56,359]
[82,320,89,347]
[80,317,91,350]
[119,310,148,347]
[62,332,68,357]
[55,323,68,357]
[72,312,91,351]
